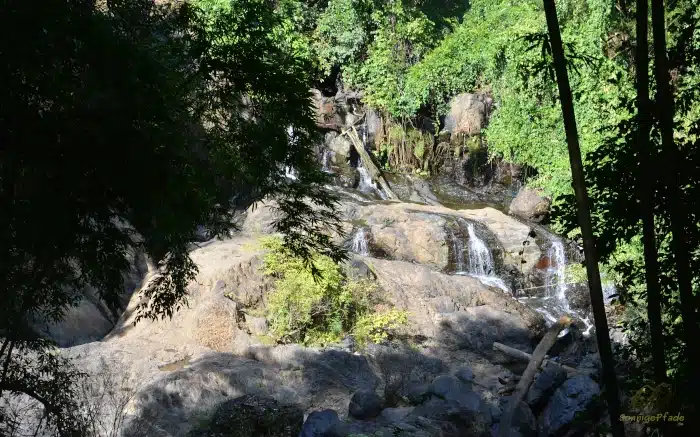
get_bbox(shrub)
[261,237,407,347]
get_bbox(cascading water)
[467,223,495,277]
[284,166,298,180]
[321,149,332,173]
[351,228,369,256]
[357,159,387,200]
[449,221,509,292]
[545,240,569,310]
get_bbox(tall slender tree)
[542,1,625,436]
[650,0,700,410]
[636,0,667,384]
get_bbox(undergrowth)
[260,236,408,347]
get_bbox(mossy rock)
[188,395,303,437]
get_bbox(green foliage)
[353,309,409,348]
[314,0,369,76]
[551,0,700,405]
[1,0,346,432]
[261,237,407,346]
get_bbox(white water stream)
[351,228,370,256]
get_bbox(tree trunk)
[650,0,700,408]
[542,1,625,436]
[636,0,667,384]
[346,126,398,200]
[498,316,572,437]
[492,342,593,376]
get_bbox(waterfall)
[321,149,332,173]
[545,240,569,310]
[357,159,387,200]
[284,166,298,180]
[467,223,495,277]
[450,221,510,292]
[351,228,369,256]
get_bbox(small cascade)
[357,159,387,200]
[545,240,570,310]
[284,166,298,180]
[449,221,510,292]
[467,223,495,277]
[321,149,332,173]
[351,228,369,256]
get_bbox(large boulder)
[300,410,343,437]
[443,93,492,138]
[538,376,601,437]
[508,187,551,222]
[187,394,303,437]
[366,257,545,349]
[348,390,384,420]
[525,363,567,413]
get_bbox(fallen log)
[343,126,398,200]
[492,342,591,376]
[498,315,572,437]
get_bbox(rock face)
[32,248,149,347]
[443,93,492,137]
[187,394,303,437]
[539,376,601,437]
[366,256,545,347]
[242,198,542,276]
[508,187,551,222]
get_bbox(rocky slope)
[56,191,604,437]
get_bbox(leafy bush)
[353,309,409,347]
[261,237,408,347]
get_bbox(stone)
[349,389,384,420]
[245,315,269,336]
[328,135,352,162]
[378,407,413,424]
[187,394,303,437]
[524,363,567,412]
[455,367,475,388]
[508,187,551,222]
[406,383,431,405]
[539,376,601,437]
[495,397,537,437]
[300,410,343,437]
[428,375,489,421]
[443,93,491,137]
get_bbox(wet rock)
[187,394,303,437]
[539,376,601,437]
[349,389,384,420]
[328,135,352,162]
[300,409,343,437]
[508,187,551,222]
[345,258,376,280]
[525,363,567,412]
[577,353,601,379]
